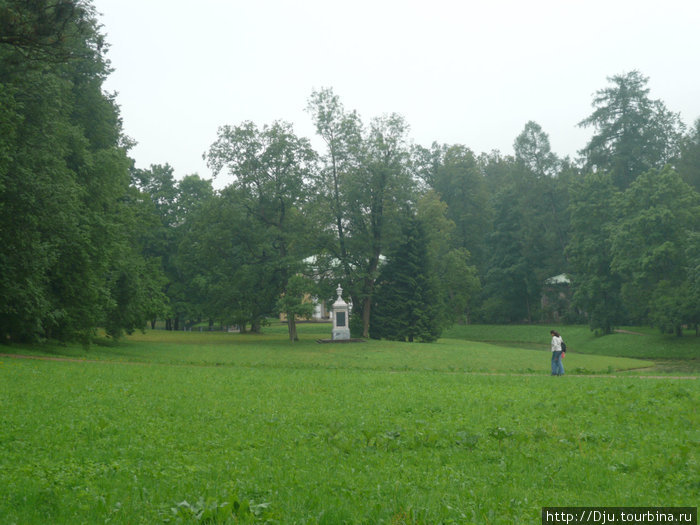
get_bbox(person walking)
[550,330,565,376]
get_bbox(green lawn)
[0,323,655,375]
[0,325,697,524]
[442,324,700,374]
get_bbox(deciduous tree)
[566,172,625,334]
[677,118,700,192]
[514,121,559,178]
[205,121,319,340]
[0,0,157,342]
[610,168,700,335]
[416,191,480,326]
[308,89,414,337]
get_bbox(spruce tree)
[370,216,440,342]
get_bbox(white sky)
[95,0,700,188]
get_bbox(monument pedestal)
[331,285,351,341]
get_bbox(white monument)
[331,284,351,341]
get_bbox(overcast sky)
[94,0,700,188]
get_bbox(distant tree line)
[1,0,699,343]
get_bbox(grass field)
[442,324,700,374]
[0,323,670,374]
[0,324,698,524]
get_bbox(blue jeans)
[551,351,565,375]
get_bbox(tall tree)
[566,172,625,334]
[513,121,559,178]
[676,118,700,192]
[306,88,362,282]
[479,144,568,324]
[685,231,700,335]
[370,214,440,342]
[417,144,491,272]
[308,89,414,338]
[610,168,700,335]
[99,179,170,337]
[482,182,539,323]
[167,174,215,329]
[0,0,155,342]
[276,275,316,342]
[131,164,181,329]
[513,121,570,262]
[205,121,318,341]
[578,70,684,189]
[350,114,414,337]
[416,191,480,326]
[180,187,282,333]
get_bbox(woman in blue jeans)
[550,330,565,376]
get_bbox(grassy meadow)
[0,324,697,524]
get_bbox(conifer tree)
[370,216,440,342]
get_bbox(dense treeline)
[2,1,699,344]
[0,0,167,342]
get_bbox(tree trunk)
[288,315,298,342]
[526,297,532,324]
[362,296,371,338]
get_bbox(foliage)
[566,172,625,334]
[415,143,491,271]
[513,120,559,178]
[0,0,103,63]
[609,168,700,334]
[370,214,441,342]
[677,118,700,192]
[482,181,537,323]
[0,0,159,342]
[132,164,214,330]
[567,166,700,336]
[165,496,271,523]
[308,88,415,338]
[178,187,279,333]
[417,191,481,326]
[203,121,319,338]
[578,70,685,189]
[4,3,699,345]
[685,231,700,334]
[277,275,316,342]
[474,126,572,325]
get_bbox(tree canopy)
[0,0,155,342]
[578,70,685,189]
[2,1,699,342]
